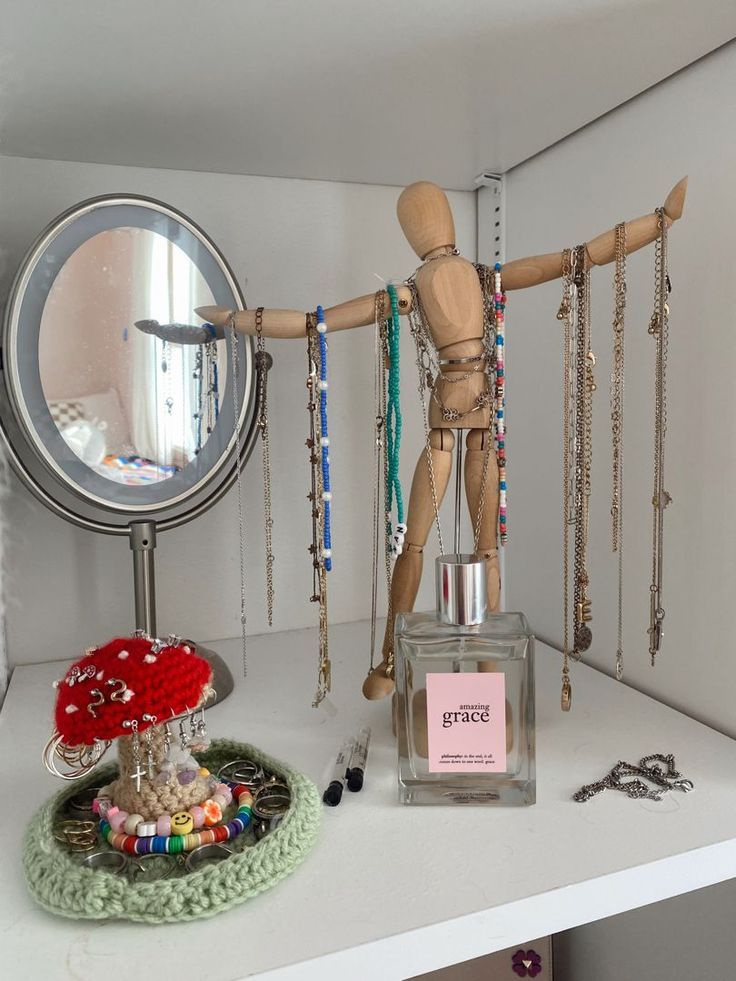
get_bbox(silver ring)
[254,815,285,841]
[217,758,265,788]
[66,787,100,819]
[253,783,291,820]
[128,853,178,882]
[82,851,128,874]
[184,843,232,874]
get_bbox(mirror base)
[190,642,235,706]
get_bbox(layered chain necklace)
[647,208,672,665]
[557,207,674,706]
[557,245,595,711]
[610,223,627,680]
[368,292,405,676]
[405,264,507,552]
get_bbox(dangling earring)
[142,714,157,778]
[153,720,174,785]
[178,716,190,751]
[122,719,144,792]
[193,705,209,751]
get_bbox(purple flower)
[512,948,542,978]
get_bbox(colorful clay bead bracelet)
[99,783,253,855]
[99,780,235,837]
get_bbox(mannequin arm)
[501,177,687,291]
[195,285,413,338]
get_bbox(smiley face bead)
[171,811,194,835]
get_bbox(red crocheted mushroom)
[54,636,212,746]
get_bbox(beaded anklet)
[315,306,333,571]
[99,782,253,855]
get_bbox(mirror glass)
[2,196,253,526]
[39,227,228,485]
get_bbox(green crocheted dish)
[24,738,321,923]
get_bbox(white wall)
[505,43,736,738]
[505,42,736,981]
[0,155,476,667]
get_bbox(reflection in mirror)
[39,227,229,486]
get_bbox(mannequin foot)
[362,660,396,700]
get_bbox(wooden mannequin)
[198,177,688,700]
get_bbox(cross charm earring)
[130,762,145,793]
[122,719,144,792]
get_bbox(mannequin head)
[397,181,456,260]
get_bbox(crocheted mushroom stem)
[111,724,212,821]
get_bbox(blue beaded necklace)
[315,306,332,571]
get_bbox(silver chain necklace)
[228,314,248,677]
[369,296,392,673]
[254,307,275,627]
[574,753,693,802]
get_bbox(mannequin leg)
[465,431,513,752]
[362,429,454,700]
[465,429,500,611]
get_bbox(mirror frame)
[0,194,257,534]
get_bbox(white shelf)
[2,621,736,980]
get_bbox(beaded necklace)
[385,284,406,553]
[315,306,333,571]
[305,315,331,706]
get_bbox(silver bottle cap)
[436,553,487,625]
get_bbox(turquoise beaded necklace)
[385,285,405,552]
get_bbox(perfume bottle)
[395,554,535,805]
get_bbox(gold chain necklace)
[557,245,595,710]
[647,208,672,665]
[610,224,627,680]
[572,245,595,658]
[368,293,393,675]
[558,248,574,710]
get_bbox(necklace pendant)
[574,623,592,653]
[561,678,572,712]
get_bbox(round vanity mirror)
[0,194,255,532]
[0,195,257,702]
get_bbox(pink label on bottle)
[426,672,507,773]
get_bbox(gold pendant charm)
[561,678,572,712]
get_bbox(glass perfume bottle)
[395,554,535,805]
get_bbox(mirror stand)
[129,520,234,706]
[130,521,157,635]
